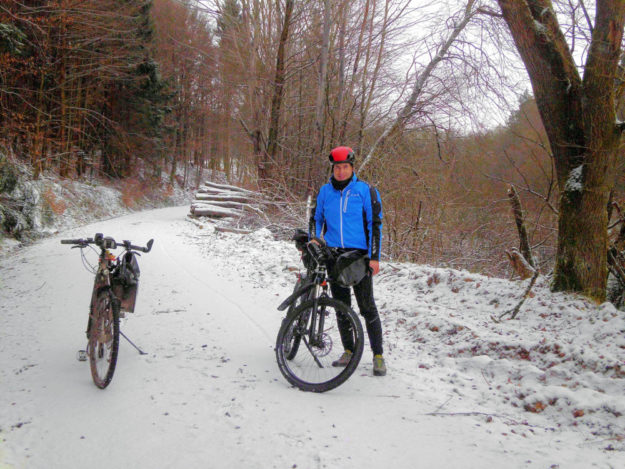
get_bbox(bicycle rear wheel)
[88,288,120,389]
[276,296,364,392]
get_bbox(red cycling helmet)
[329,146,355,166]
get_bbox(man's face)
[333,163,353,182]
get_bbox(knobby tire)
[276,296,364,392]
[88,288,120,389]
[284,278,314,360]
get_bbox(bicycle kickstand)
[120,330,148,355]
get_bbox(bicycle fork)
[308,283,326,342]
[303,283,329,368]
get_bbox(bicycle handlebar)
[60,238,90,245]
[61,233,154,253]
[120,238,154,253]
[306,237,334,265]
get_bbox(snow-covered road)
[1,206,623,468]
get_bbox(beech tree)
[496,0,625,300]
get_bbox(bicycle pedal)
[76,350,87,362]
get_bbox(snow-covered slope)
[0,167,192,254]
[1,206,623,468]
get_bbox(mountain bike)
[275,230,364,392]
[61,233,153,389]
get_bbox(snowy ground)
[1,205,624,469]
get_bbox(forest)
[1,0,624,301]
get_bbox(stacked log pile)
[189,181,259,219]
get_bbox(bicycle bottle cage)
[112,251,140,312]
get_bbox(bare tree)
[314,0,332,155]
[359,0,479,171]
[496,0,625,301]
[265,0,295,181]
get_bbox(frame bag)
[330,250,369,287]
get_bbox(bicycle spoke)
[301,335,324,368]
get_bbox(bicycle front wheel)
[88,288,120,389]
[276,297,364,392]
[284,277,314,360]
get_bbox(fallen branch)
[185,215,210,229]
[493,270,539,322]
[425,411,521,425]
[607,248,625,290]
[215,226,253,234]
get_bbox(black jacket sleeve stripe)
[309,188,321,239]
[369,186,382,261]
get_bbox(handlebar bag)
[292,228,309,247]
[112,251,140,312]
[330,250,369,287]
[292,229,316,270]
[300,247,316,271]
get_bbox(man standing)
[309,146,386,376]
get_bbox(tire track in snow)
[155,228,273,344]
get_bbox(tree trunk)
[265,0,294,181]
[497,0,625,301]
[334,2,348,146]
[554,177,612,297]
[314,0,331,155]
[340,0,370,143]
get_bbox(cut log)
[192,201,262,214]
[197,186,250,196]
[190,180,262,221]
[195,192,253,204]
[203,180,256,195]
[192,200,247,210]
[190,204,243,218]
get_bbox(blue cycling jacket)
[310,174,383,260]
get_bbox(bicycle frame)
[282,262,331,363]
[89,246,117,314]
[275,231,365,391]
[62,234,152,335]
